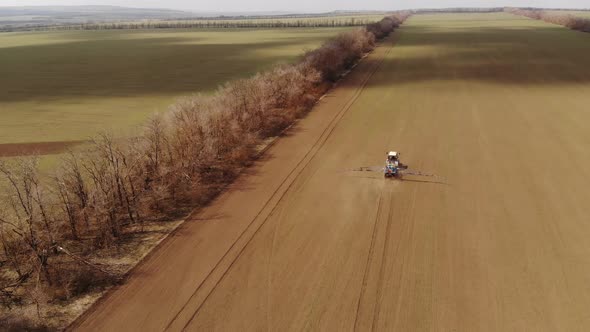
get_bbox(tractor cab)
[385,151,400,177]
[387,151,399,163]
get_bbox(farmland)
[73,12,590,331]
[547,10,590,18]
[0,27,348,150]
[2,6,590,330]
[0,13,407,329]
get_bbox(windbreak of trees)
[412,7,504,13]
[68,18,381,30]
[0,11,411,326]
[1,16,388,32]
[506,8,590,32]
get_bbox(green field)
[0,27,348,146]
[570,11,590,18]
[546,10,590,18]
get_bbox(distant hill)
[0,5,192,16]
[0,5,196,28]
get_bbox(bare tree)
[0,158,55,285]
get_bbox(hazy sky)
[2,0,588,12]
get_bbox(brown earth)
[0,141,83,157]
[71,13,590,331]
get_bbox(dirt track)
[73,14,590,331]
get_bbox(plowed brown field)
[72,13,590,331]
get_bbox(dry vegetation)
[0,12,410,330]
[412,8,504,13]
[506,8,590,32]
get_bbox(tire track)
[353,187,386,331]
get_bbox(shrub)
[0,314,49,332]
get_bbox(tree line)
[412,7,504,13]
[1,16,387,32]
[506,8,590,33]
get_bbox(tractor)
[384,151,407,178]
